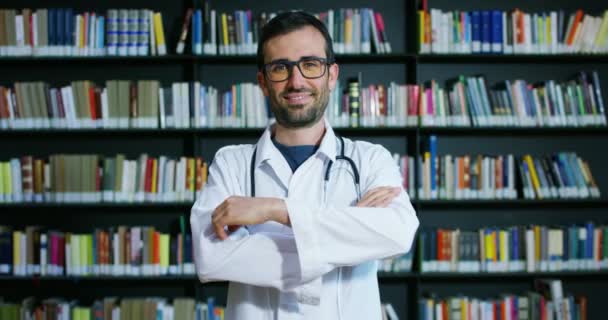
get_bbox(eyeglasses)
[263,57,332,82]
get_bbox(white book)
[181,83,190,128]
[158,87,166,128]
[193,82,200,127]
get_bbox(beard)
[268,80,331,129]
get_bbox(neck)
[273,118,326,146]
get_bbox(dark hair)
[256,11,335,70]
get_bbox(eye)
[270,63,288,73]
[302,60,321,68]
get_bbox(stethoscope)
[249,135,361,202]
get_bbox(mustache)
[281,88,315,96]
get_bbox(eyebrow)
[268,56,326,64]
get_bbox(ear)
[328,63,339,91]
[257,71,270,97]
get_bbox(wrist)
[267,198,289,225]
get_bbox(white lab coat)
[190,121,419,320]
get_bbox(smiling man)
[190,11,419,320]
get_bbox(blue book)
[585,222,594,262]
[56,9,65,49]
[429,230,437,261]
[481,11,491,53]
[207,297,215,320]
[471,11,481,53]
[98,17,105,52]
[558,153,576,191]
[65,9,74,48]
[569,226,577,262]
[361,9,371,53]
[193,10,203,54]
[491,10,502,53]
[520,81,535,118]
[241,11,249,51]
[48,9,56,49]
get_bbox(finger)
[212,207,224,224]
[357,187,391,206]
[213,221,228,240]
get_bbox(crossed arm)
[190,149,419,290]
[210,186,402,239]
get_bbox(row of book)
[179,5,392,55]
[0,222,414,277]
[0,154,208,204]
[419,7,608,55]
[5,221,607,278]
[0,81,268,130]
[419,222,608,274]
[1,70,604,130]
[419,279,585,320]
[414,146,600,201]
[0,8,168,57]
[417,71,606,128]
[0,219,194,277]
[0,296,225,320]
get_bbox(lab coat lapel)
[254,125,292,193]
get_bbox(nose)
[286,64,307,89]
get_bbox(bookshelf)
[0,0,607,319]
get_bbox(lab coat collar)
[253,118,338,170]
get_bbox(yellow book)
[499,230,508,262]
[160,233,169,270]
[153,12,167,55]
[80,16,86,49]
[87,235,93,275]
[461,298,468,320]
[484,231,494,262]
[201,161,208,186]
[188,158,195,193]
[80,234,88,275]
[418,11,425,49]
[3,162,11,197]
[0,162,4,198]
[524,155,542,199]
[151,158,158,194]
[594,11,608,48]
[345,15,352,50]
[222,13,229,50]
[13,231,21,275]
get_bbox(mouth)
[283,92,314,105]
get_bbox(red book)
[437,229,444,261]
[88,85,97,120]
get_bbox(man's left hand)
[212,196,288,240]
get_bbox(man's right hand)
[355,186,401,208]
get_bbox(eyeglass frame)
[262,56,335,82]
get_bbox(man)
[190,11,419,319]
